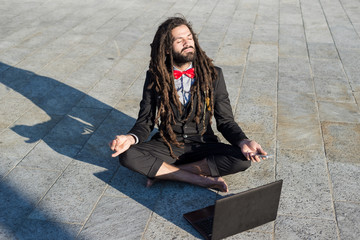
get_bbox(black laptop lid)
[211,180,283,240]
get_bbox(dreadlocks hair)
[148,16,217,159]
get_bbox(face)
[171,25,195,66]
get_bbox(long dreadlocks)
[149,16,217,159]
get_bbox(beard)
[172,47,195,65]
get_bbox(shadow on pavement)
[0,62,217,239]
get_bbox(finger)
[111,143,124,156]
[249,153,261,163]
[110,135,126,151]
[111,143,129,157]
[112,141,132,157]
[258,148,267,155]
[255,144,266,154]
[246,152,251,161]
[249,153,256,162]
[261,153,268,160]
[110,140,117,151]
[109,140,118,149]
[112,150,123,157]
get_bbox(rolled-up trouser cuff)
[207,155,220,177]
[147,157,164,178]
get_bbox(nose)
[183,39,190,47]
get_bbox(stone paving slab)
[274,215,338,240]
[78,196,152,240]
[1,0,360,239]
[276,149,334,219]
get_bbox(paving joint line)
[302,1,342,238]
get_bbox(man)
[110,17,267,192]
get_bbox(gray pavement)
[0,0,359,239]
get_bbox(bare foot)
[204,176,228,192]
[146,178,158,188]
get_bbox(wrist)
[127,134,136,145]
[127,133,139,144]
[239,138,251,146]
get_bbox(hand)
[239,139,267,162]
[109,135,135,157]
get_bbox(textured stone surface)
[43,107,111,145]
[278,92,318,124]
[143,182,217,239]
[0,0,359,239]
[274,215,338,240]
[18,141,82,170]
[328,162,360,202]
[28,161,110,224]
[338,48,360,91]
[318,101,360,123]
[335,201,360,240]
[235,104,276,134]
[15,219,81,240]
[0,167,61,221]
[0,129,39,177]
[322,122,360,163]
[78,196,152,240]
[314,76,355,102]
[276,149,334,219]
[307,42,339,59]
[278,57,312,79]
[277,122,323,150]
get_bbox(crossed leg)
[148,159,228,192]
[119,140,250,193]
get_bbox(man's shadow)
[0,62,217,239]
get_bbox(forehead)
[171,25,192,39]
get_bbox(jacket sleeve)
[128,71,157,143]
[213,67,248,145]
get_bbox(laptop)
[183,180,283,240]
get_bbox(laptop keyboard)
[194,216,214,236]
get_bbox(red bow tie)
[173,68,195,79]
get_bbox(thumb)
[258,147,267,155]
